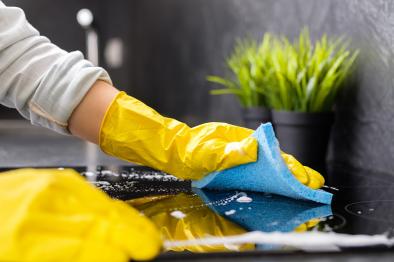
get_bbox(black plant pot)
[271,110,335,173]
[242,107,271,129]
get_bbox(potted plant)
[207,36,273,129]
[266,29,359,172]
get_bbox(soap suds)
[236,196,253,203]
[223,243,241,251]
[164,231,394,250]
[171,210,186,219]
[322,185,339,191]
[225,210,236,216]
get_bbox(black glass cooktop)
[2,165,394,259]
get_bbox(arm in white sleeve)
[0,2,112,134]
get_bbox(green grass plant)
[208,35,273,108]
[208,29,359,112]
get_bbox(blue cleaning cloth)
[192,123,333,205]
[194,189,332,233]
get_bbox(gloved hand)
[0,168,161,262]
[100,92,258,180]
[128,193,254,252]
[100,92,324,188]
[281,152,325,190]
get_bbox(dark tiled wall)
[128,0,394,175]
[2,0,394,175]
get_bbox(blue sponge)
[192,123,333,205]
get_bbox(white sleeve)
[0,2,112,134]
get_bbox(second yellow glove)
[0,168,161,262]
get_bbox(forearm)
[69,81,119,144]
[0,3,112,134]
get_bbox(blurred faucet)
[77,8,100,171]
[77,8,99,66]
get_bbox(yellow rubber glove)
[100,92,324,188]
[281,152,325,189]
[294,218,322,232]
[100,92,258,180]
[0,168,161,262]
[128,193,254,252]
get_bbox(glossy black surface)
[94,165,394,256]
[327,165,394,236]
[6,165,391,251]
[2,164,394,260]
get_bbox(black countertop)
[75,166,394,261]
[2,121,394,261]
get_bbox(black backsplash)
[2,0,394,175]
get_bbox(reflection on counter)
[127,190,332,253]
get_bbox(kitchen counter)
[2,120,394,261]
[89,166,394,262]
[155,251,394,262]
[0,120,128,168]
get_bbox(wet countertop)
[89,166,394,261]
[111,166,394,261]
[1,120,394,261]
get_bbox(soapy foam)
[164,231,394,250]
[322,185,340,191]
[236,196,253,203]
[225,210,236,216]
[171,210,186,219]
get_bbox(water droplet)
[225,209,236,216]
[170,210,186,219]
[236,196,253,203]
